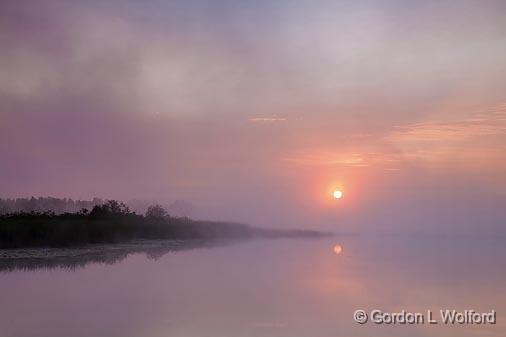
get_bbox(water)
[0,236,504,337]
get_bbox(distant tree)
[145,204,168,218]
[90,200,131,217]
[0,196,105,214]
[27,197,37,212]
[0,203,8,215]
[78,208,89,215]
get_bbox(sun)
[333,190,343,199]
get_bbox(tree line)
[0,200,325,248]
[0,197,104,215]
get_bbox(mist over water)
[0,236,504,337]
[1,0,505,336]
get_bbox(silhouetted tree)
[0,199,324,248]
[0,197,104,214]
[145,204,168,218]
[78,208,89,215]
[89,200,132,218]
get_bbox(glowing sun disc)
[333,190,343,199]
[334,244,343,255]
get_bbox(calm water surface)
[0,236,505,337]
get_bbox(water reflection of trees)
[0,240,233,272]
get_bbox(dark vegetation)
[0,197,104,215]
[0,200,325,249]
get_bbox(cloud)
[281,149,402,170]
[387,104,506,143]
[249,117,288,122]
[384,104,506,171]
[282,151,366,167]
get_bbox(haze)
[1,0,505,234]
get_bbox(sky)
[1,0,505,234]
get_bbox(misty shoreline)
[0,200,329,250]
